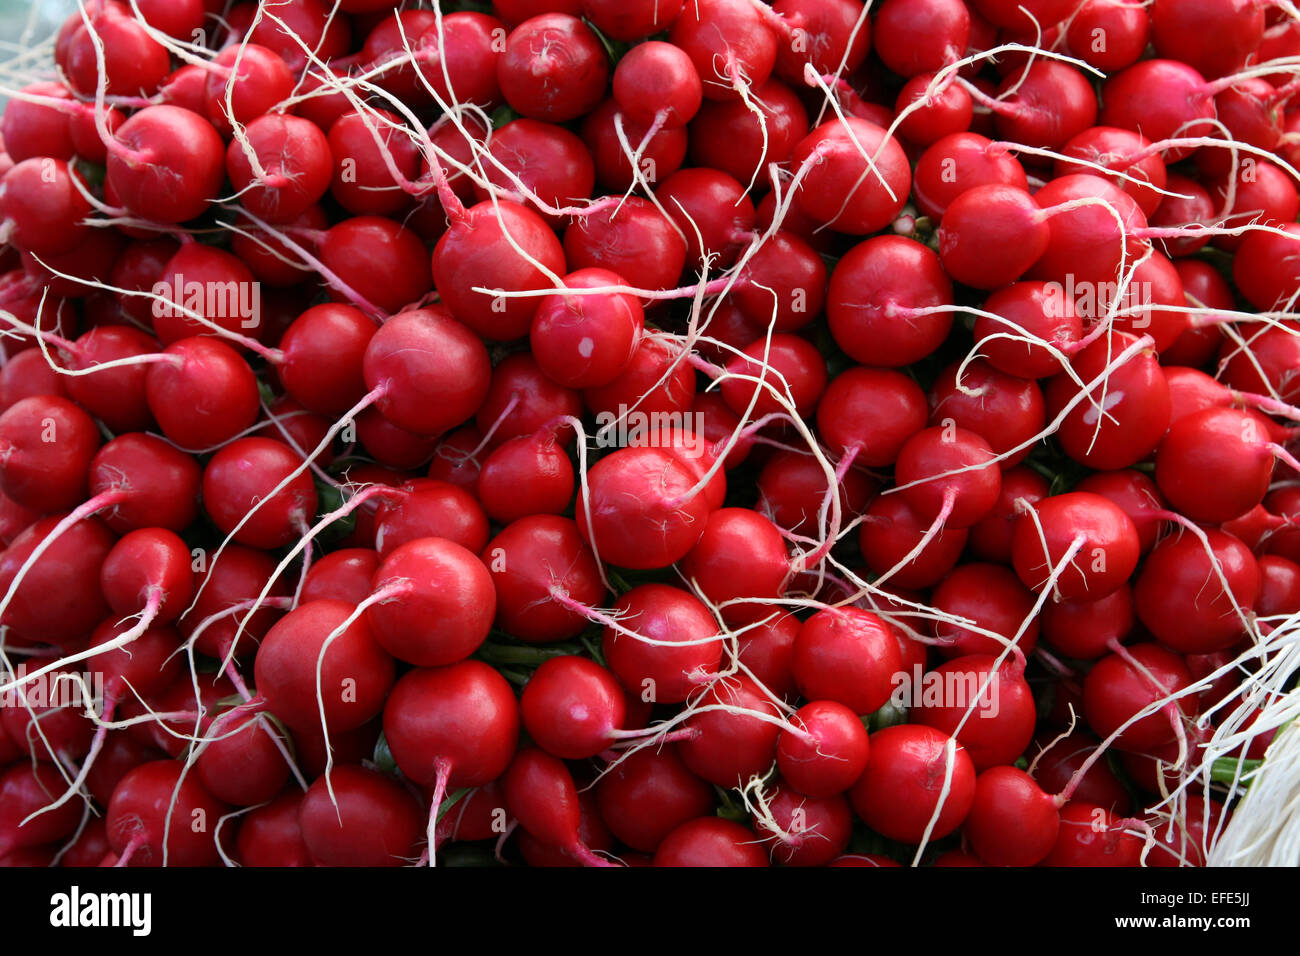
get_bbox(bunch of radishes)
[0,0,1298,869]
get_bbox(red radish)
[235,793,312,867]
[688,79,809,187]
[226,114,332,224]
[0,395,100,514]
[254,598,397,734]
[145,337,260,449]
[1066,0,1150,72]
[362,307,492,438]
[873,0,967,77]
[851,724,975,844]
[772,0,871,81]
[1151,0,1262,79]
[298,765,422,867]
[1083,643,1198,751]
[204,44,293,135]
[521,656,625,758]
[182,544,291,659]
[818,366,927,468]
[894,74,974,146]
[497,14,608,121]
[653,817,769,866]
[928,360,1045,468]
[583,334,695,422]
[1031,731,1132,813]
[679,508,789,624]
[1074,468,1166,554]
[720,334,828,418]
[367,537,497,666]
[1149,174,1215,258]
[433,200,566,341]
[89,433,202,534]
[729,230,826,331]
[504,748,613,866]
[100,527,193,625]
[0,763,85,857]
[1134,529,1261,654]
[61,325,158,433]
[859,493,968,589]
[989,61,1098,151]
[319,216,433,316]
[202,438,316,549]
[597,744,713,852]
[196,712,290,806]
[0,82,75,162]
[894,424,1002,529]
[1030,174,1150,286]
[967,466,1049,564]
[776,700,870,797]
[912,132,1028,221]
[1043,802,1143,866]
[754,784,852,866]
[276,303,376,416]
[791,118,911,234]
[1054,126,1168,217]
[106,760,228,867]
[912,654,1037,770]
[575,446,711,570]
[1099,60,1216,160]
[61,7,171,98]
[600,583,721,703]
[326,108,420,217]
[476,353,583,449]
[382,661,520,846]
[963,766,1060,866]
[1042,586,1136,660]
[792,608,903,716]
[679,675,782,786]
[563,197,687,292]
[581,97,688,192]
[931,562,1039,659]
[827,236,953,367]
[410,12,507,108]
[669,0,777,102]
[0,513,113,647]
[372,479,489,556]
[613,41,702,128]
[483,515,607,642]
[474,119,595,218]
[531,268,643,389]
[301,549,380,606]
[759,448,875,534]
[1012,491,1140,601]
[106,106,227,224]
[1155,407,1275,523]
[1045,332,1171,471]
[0,158,91,256]
[583,0,683,40]
[656,167,755,268]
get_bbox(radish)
[372,479,489,556]
[894,74,974,146]
[521,656,625,759]
[1065,0,1150,72]
[657,167,755,268]
[1082,642,1198,751]
[1012,491,1140,600]
[817,366,927,468]
[688,79,809,187]
[226,114,332,224]
[497,14,609,122]
[912,654,1037,769]
[90,433,202,534]
[106,760,229,867]
[204,44,294,135]
[596,744,713,852]
[254,598,397,734]
[1150,0,1263,80]
[613,41,702,129]
[366,536,497,666]
[0,513,113,648]
[653,817,769,866]
[0,395,100,514]
[482,515,607,642]
[531,268,643,389]
[967,466,1049,563]
[791,608,903,716]
[1155,407,1277,523]
[411,12,507,109]
[669,0,777,101]
[326,107,421,217]
[1099,60,1216,160]
[827,236,953,367]
[361,307,491,437]
[583,0,683,40]
[0,158,92,257]
[679,508,789,625]
[201,438,316,549]
[720,333,828,418]
[563,197,687,292]
[474,119,595,219]
[106,106,227,224]
[0,82,76,162]
[599,583,721,703]
[790,118,911,234]
[0,764,85,858]
[182,544,290,659]
[963,766,1060,867]
[575,447,711,570]
[503,748,614,866]
[752,783,852,866]
[1041,586,1136,660]
[432,200,566,341]
[679,675,782,786]
[850,724,975,844]
[298,765,422,867]
[912,132,1029,220]
[235,793,312,867]
[61,6,171,99]
[771,0,871,81]
[1134,529,1261,654]
[195,712,290,807]
[873,0,967,78]
[859,493,968,589]
[931,562,1039,659]
[937,185,1048,289]
[382,661,520,854]
[581,97,688,191]
[319,216,433,316]
[1043,802,1143,866]
[776,700,870,797]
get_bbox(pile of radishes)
[0,0,1299,869]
